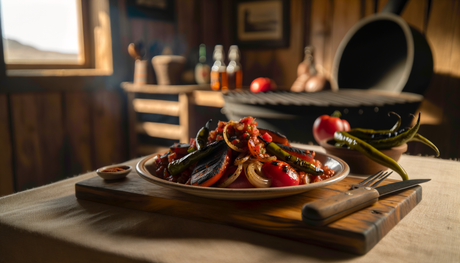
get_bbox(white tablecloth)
[1,145,459,263]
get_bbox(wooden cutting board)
[75,171,422,255]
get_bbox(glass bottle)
[227,45,243,90]
[195,44,210,84]
[210,45,228,91]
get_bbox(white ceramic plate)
[136,148,350,200]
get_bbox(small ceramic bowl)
[320,138,407,175]
[96,164,132,180]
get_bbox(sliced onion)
[245,161,271,188]
[234,152,250,165]
[217,163,243,188]
[259,155,277,162]
[223,121,245,152]
[247,138,277,162]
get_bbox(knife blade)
[302,179,431,226]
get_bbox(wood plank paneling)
[362,0,377,17]
[417,0,458,158]
[0,94,14,196]
[201,0,222,47]
[310,0,333,77]
[277,0,306,88]
[400,0,426,33]
[11,93,64,191]
[38,93,65,183]
[176,0,200,49]
[91,90,125,169]
[329,0,362,77]
[11,93,43,191]
[444,0,460,158]
[64,91,93,176]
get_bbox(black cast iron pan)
[332,0,433,96]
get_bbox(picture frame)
[233,0,290,48]
[126,0,175,22]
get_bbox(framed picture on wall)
[233,0,290,48]
[126,0,175,22]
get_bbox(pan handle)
[381,0,408,15]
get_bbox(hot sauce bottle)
[227,45,242,90]
[210,45,228,91]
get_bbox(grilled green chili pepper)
[409,133,440,157]
[168,140,224,176]
[334,131,409,180]
[258,136,324,175]
[363,112,421,149]
[347,112,402,140]
[196,119,212,150]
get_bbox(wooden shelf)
[121,82,211,94]
[121,82,225,158]
[191,90,225,108]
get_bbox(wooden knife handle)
[302,187,379,226]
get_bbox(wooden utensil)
[128,43,141,60]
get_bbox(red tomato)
[261,161,299,187]
[261,132,272,143]
[250,77,276,93]
[312,110,350,145]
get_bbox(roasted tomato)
[261,160,299,187]
[312,110,350,145]
[258,128,290,146]
[170,142,191,156]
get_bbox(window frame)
[0,0,112,78]
[3,0,90,70]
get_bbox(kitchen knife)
[302,179,430,226]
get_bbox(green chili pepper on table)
[363,112,421,149]
[334,131,409,180]
[409,133,440,157]
[347,112,402,140]
[258,136,324,175]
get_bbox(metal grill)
[223,89,422,107]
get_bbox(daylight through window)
[1,0,84,65]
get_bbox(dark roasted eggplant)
[190,142,231,186]
[168,140,225,176]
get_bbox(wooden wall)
[1,0,459,196]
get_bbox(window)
[0,0,112,76]
[1,0,84,67]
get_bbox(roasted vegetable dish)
[150,117,335,188]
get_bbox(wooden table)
[1,144,458,263]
